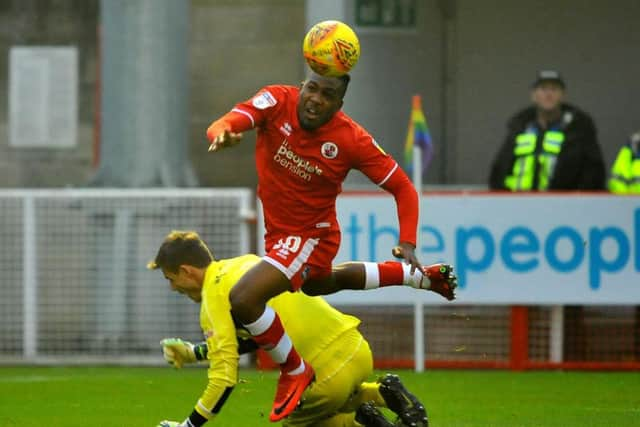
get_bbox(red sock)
[377,261,404,287]
[247,308,302,374]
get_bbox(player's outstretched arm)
[156,333,239,425]
[380,169,421,273]
[206,111,253,152]
[207,129,243,152]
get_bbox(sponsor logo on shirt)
[321,142,338,159]
[279,122,292,137]
[273,140,323,181]
[252,90,277,110]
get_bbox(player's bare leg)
[228,261,292,322]
[229,261,315,421]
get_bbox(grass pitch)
[0,366,638,426]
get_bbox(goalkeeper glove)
[160,338,199,369]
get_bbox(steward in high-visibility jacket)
[609,131,640,194]
[489,103,606,191]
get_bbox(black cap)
[532,70,566,89]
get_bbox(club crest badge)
[321,142,338,159]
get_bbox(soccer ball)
[302,20,360,77]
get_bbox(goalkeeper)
[149,230,429,427]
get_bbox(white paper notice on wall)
[9,46,78,148]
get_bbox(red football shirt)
[231,85,400,237]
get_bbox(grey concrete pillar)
[91,0,196,187]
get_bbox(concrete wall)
[453,0,640,185]
[189,0,305,188]
[0,0,304,189]
[0,0,98,187]
[0,0,638,188]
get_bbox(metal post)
[22,196,37,359]
[414,301,425,372]
[412,97,424,373]
[510,306,528,371]
[550,305,564,363]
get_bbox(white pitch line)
[0,375,70,383]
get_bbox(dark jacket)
[489,103,606,191]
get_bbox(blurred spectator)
[489,70,608,362]
[489,70,606,191]
[609,131,640,362]
[608,130,640,193]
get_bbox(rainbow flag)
[404,95,434,176]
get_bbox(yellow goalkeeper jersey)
[195,254,361,419]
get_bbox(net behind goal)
[0,189,252,363]
[2,189,638,371]
[337,304,640,370]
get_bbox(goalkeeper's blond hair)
[147,230,214,273]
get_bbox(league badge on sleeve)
[252,91,277,110]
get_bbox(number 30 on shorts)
[273,236,302,256]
